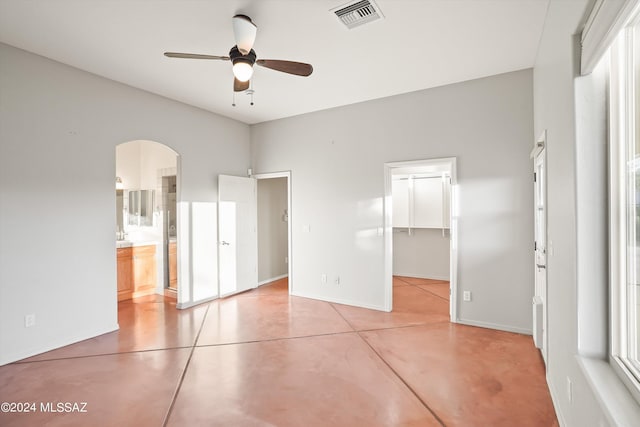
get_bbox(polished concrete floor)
[0,277,557,426]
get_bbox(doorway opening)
[255,172,292,294]
[384,158,457,320]
[115,140,180,303]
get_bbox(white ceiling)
[0,0,550,125]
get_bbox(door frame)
[253,171,293,295]
[383,157,458,320]
[115,140,181,305]
[531,130,548,363]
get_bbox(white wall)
[257,177,288,283]
[532,0,609,425]
[0,43,250,365]
[139,140,177,190]
[393,229,450,280]
[251,69,534,331]
[115,141,141,189]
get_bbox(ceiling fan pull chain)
[232,91,236,107]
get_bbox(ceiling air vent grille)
[331,0,384,30]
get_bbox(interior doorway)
[383,158,457,320]
[254,172,292,294]
[115,140,180,303]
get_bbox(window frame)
[609,13,640,403]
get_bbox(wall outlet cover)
[25,314,36,328]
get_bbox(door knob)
[536,264,546,269]
[220,241,230,246]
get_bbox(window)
[610,14,640,400]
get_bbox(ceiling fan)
[164,14,313,93]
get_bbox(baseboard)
[176,295,217,309]
[547,373,567,427]
[393,273,450,281]
[290,291,387,312]
[258,274,288,286]
[456,318,532,335]
[1,323,119,366]
[163,288,177,299]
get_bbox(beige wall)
[257,177,288,283]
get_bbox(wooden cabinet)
[168,241,177,289]
[117,247,133,300]
[117,244,157,301]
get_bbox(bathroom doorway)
[115,140,180,302]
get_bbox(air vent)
[331,0,384,30]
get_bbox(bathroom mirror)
[127,189,155,227]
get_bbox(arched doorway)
[115,140,180,302]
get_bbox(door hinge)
[534,241,537,251]
[534,172,537,182]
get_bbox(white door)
[533,148,547,363]
[218,174,257,298]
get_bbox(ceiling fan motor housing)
[230,46,256,67]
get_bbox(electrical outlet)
[321,274,327,284]
[25,314,36,328]
[566,377,572,403]
[335,276,340,285]
[463,291,471,302]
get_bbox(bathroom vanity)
[116,243,157,301]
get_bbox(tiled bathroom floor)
[0,277,557,426]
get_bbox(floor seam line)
[194,330,357,348]
[354,321,451,334]
[162,303,211,426]
[412,285,450,302]
[328,302,357,332]
[356,331,447,427]
[11,346,195,364]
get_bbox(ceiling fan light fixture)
[232,60,254,82]
[232,14,258,55]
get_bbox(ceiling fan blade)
[234,77,250,92]
[256,60,313,77]
[232,15,257,55]
[164,52,230,60]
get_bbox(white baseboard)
[258,274,288,286]
[1,323,119,366]
[456,318,532,335]
[393,273,450,281]
[546,373,567,427]
[290,291,386,312]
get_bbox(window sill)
[577,356,640,426]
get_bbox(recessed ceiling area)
[0,0,550,125]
